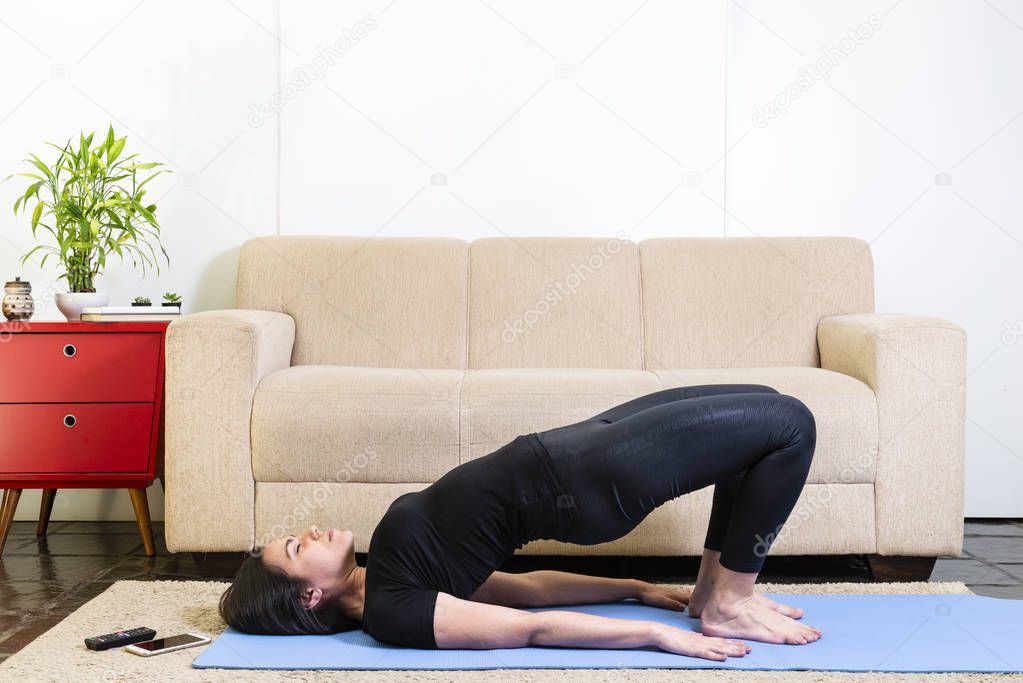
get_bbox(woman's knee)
[683,383,779,397]
[745,383,781,394]
[777,394,817,448]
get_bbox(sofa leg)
[865,554,936,582]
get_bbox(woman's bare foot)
[697,563,822,645]
[701,594,821,645]
[687,549,805,620]
[692,591,805,619]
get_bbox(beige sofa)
[164,235,966,579]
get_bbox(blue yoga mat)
[193,592,1023,673]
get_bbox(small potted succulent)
[132,296,151,306]
[162,291,181,309]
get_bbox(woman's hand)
[653,623,751,661]
[636,582,691,612]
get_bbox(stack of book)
[80,305,181,322]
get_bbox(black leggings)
[536,384,817,573]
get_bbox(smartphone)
[125,632,211,656]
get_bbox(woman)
[220,383,821,662]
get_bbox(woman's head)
[219,525,361,635]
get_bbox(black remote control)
[85,627,157,651]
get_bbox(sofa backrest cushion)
[236,234,874,371]
[639,236,874,369]
[468,236,643,369]
[237,236,468,368]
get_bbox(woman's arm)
[433,591,749,661]
[469,570,690,610]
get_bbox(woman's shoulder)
[377,491,427,527]
[368,491,431,555]
[388,491,417,509]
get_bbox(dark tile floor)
[0,518,1021,665]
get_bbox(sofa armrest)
[817,313,967,556]
[164,309,296,552]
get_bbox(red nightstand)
[0,320,168,556]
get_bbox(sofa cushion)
[460,368,662,462]
[640,237,874,370]
[252,365,875,485]
[236,235,468,368]
[653,367,878,484]
[468,236,643,369]
[251,366,463,483]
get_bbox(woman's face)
[262,525,357,599]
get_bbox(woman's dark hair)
[218,550,361,635]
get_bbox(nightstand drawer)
[0,403,153,473]
[0,333,161,402]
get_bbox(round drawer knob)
[63,414,77,428]
[62,343,77,357]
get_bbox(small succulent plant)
[162,291,181,302]
[133,295,151,305]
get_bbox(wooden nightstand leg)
[37,489,57,536]
[1,489,23,555]
[128,488,155,557]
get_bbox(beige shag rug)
[1,579,1020,681]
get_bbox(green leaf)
[23,180,43,202]
[135,169,167,191]
[31,202,43,230]
[22,243,54,263]
[35,222,58,241]
[108,137,125,163]
[45,141,70,157]
[104,125,115,149]
[28,154,54,180]
[136,204,156,224]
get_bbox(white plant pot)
[55,292,109,321]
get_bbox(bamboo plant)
[4,124,171,292]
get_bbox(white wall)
[724,0,1023,516]
[0,0,1018,520]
